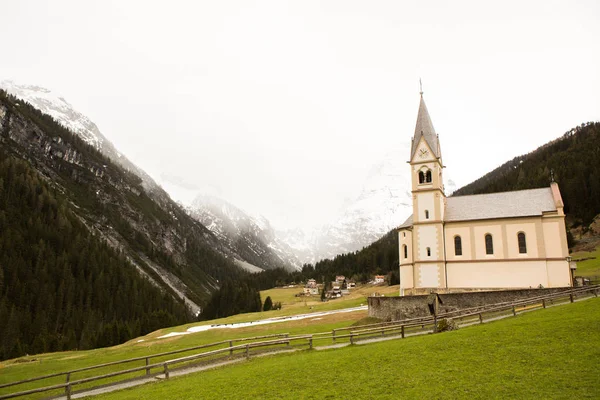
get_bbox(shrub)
[437,318,459,332]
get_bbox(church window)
[426,247,431,257]
[419,171,425,184]
[518,232,527,254]
[485,234,494,255]
[454,235,462,256]
[425,170,432,183]
[425,210,429,219]
[403,245,408,259]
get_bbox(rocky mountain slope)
[0,81,295,273]
[0,88,248,314]
[188,195,300,271]
[0,80,160,194]
[187,148,456,267]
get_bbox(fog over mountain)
[0,79,455,267]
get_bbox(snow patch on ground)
[156,306,367,339]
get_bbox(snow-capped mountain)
[279,149,456,263]
[189,195,302,271]
[0,80,159,193]
[308,149,413,261]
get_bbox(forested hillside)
[302,229,399,284]
[0,156,190,360]
[455,122,600,230]
[0,89,260,359]
[0,88,243,312]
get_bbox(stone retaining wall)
[368,287,570,321]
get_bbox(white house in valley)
[398,92,573,296]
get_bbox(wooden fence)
[1,285,598,400]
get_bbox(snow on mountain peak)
[0,80,107,150]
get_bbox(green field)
[0,285,391,397]
[571,244,600,278]
[93,298,600,400]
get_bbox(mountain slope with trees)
[0,89,258,359]
[0,155,190,360]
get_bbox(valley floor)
[93,297,600,400]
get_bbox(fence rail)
[1,285,598,400]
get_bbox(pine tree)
[263,296,273,311]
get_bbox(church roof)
[445,187,557,221]
[397,187,559,229]
[410,95,441,160]
[398,214,413,229]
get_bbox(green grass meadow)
[0,286,378,399]
[572,244,600,278]
[92,297,600,400]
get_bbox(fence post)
[350,333,354,345]
[542,299,546,309]
[479,313,483,324]
[570,294,574,303]
[309,336,313,350]
[145,357,150,376]
[401,325,405,338]
[512,305,516,316]
[286,333,290,346]
[164,363,169,380]
[332,329,336,343]
[381,327,385,337]
[229,340,233,355]
[245,344,250,358]
[65,372,71,400]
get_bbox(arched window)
[425,170,432,183]
[426,247,431,257]
[425,210,429,219]
[454,235,462,256]
[403,244,408,259]
[485,234,493,255]
[518,232,527,254]
[418,171,425,184]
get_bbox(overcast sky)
[1,1,599,231]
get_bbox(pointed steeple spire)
[410,90,440,160]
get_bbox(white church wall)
[416,191,435,223]
[447,261,549,288]
[505,221,538,258]
[546,260,571,287]
[398,229,413,265]
[418,264,440,287]
[416,224,439,260]
[444,225,472,261]
[542,219,569,258]
[399,265,414,291]
[473,225,504,259]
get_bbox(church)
[398,92,573,296]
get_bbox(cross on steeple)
[419,78,423,97]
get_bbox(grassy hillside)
[95,297,600,400]
[0,285,385,397]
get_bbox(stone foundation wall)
[368,287,570,321]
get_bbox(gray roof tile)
[410,96,440,160]
[397,187,557,228]
[445,187,557,221]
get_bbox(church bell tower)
[408,89,447,289]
